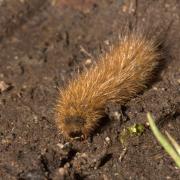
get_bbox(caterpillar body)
[56,32,160,139]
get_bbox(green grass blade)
[147,112,180,168]
[165,131,180,156]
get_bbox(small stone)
[0,81,11,93]
[64,162,70,168]
[58,168,66,176]
[33,115,38,123]
[78,152,88,158]
[63,142,71,149]
[105,137,111,144]
[153,87,158,90]
[22,85,27,90]
[14,56,18,60]
[112,111,121,121]
[57,142,71,150]
[57,143,64,149]
[146,122,150,126]
[104,40,110,45]
[85,59,92,65]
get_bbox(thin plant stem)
[147,112,180,168]
[165,131,180,156]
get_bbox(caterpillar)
[55,31,160,139]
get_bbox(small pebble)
[85,59,92,65]
[105,137,111,144]
[57,142,71,150]
[112,111,121,121]
[58,167,68,176]
[0,81,11,93]
[82,153,88,158]
[64,162,70,168]
[146,122,150,126]
[14,56,18,60]
[57,143,64,149]
[153,87,158,90]
[104,40,110,45]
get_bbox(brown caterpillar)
[56,32,160,139]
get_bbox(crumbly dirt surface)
[0,0,180,179]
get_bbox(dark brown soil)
[0,0,180,179]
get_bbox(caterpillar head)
[56,100,102,139]
[62,115,87,139]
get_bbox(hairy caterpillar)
[56,32,160,139]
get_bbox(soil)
[0,0,180,179]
